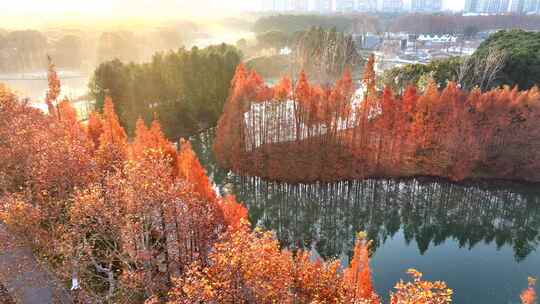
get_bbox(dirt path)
[0,223,72,304]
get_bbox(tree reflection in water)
[227,176,540,263]
[190,129,540,263]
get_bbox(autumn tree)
[521,277,537,304]
[343,232,380,303]
[390,269,453,304]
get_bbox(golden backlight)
[0,0,256,28]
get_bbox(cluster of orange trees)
[0,63,467,303]
[215,56,540,184]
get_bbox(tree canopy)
[475,29,540,90]
[89,44,242,138]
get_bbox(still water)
[191,130,540,304]
[0,71,89,101]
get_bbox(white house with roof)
[417,34,458,43]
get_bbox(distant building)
[509,0,525,13]
[291,0,309,11]
[417,34,458,43]
[465,0,521,13]
[465,0,481,12]
[355,0,378,11]
[410,0,443,12]
[507,0,539,13]
[312,0,333,12]
[336,0,355,11]
[524,0,539,12]
[379,0,403,12]
[260,0,293,11]
[481,0,510,13]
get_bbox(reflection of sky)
[0,73,88,102]
[372,229,540,304]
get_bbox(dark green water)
[190,130,540,304]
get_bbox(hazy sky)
[0,0,466,28]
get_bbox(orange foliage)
[390,269,452,304]
[292,251,346,303]
[95,97,128,174]
[87,111,104,150]
[363,54,376,94]
[170,223,294,303]
[177,139,217,203]
[132,118,177,169]
[218,195,248,232]
[521,277,537,304]
[215,57,540,183]
[0,60,470,304]
[344,232,380,303]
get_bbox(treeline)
[253,14,359,33]
[246,27,362,83]
[385,29,540,92]
[90,44,241,138]
[0,63,458,303]
[253,13,540,35]
[215,56,540,184]
[0,23,199,73]
[390,14,540,34]
[0,30,81,72]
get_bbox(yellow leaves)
[391,269,453,304]
[0,194,42,241]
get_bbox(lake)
[190,130,540,304]
[0,71,93,118]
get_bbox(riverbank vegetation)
[0,62,467,303]
[253,14,540,36]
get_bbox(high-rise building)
[508,0,540,13]
[379,0,403,12]
[355,0,378,11]
[464,0,480,12]
[261,0,292,11]
[481,0,510,13]
[337,0,355,11]
[524,0,540,12]
[509,0,525,12]
[410,0,443,12]
[291,0,309,11]
[313,0,333,12]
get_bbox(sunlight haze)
[0,0,259,28]
[1,0,465,28]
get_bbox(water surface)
[192,128,540,304]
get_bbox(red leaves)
[390,269,453,304]
[95,97,128,174]
[218,195,248,232]
[344,232,379,303]
[215,58,540,183]
[521,277,537,304]
[177,139,217,203]
[363,54,376,94]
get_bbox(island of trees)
[215,55,540,184]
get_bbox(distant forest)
[0,22,200,73]
[253,13,540,35]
